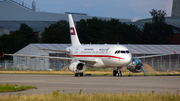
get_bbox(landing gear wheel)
[74,73,84,77]
[74,73,78,77]
[80,73,83,77]
[120,71,122,77]
[116,73,119,77]
[113,70,117,76]
[114,67,122,77]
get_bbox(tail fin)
[68,14,81,46]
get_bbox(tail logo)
[70,27,76,35]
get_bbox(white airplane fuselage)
[67,45,132,68]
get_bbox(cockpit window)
[115,50,130,54]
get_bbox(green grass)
[0,70,180,76]
[0,90,180,101]
[0,83,37,92]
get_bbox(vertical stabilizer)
[68,14,81,46]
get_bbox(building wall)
[0,28,10,35]
[172,33,180,44]
[13,56,50,70]
[13,44,50,70]
[172,0,180,17]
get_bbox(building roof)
[0,0,135,32]
[15,44,180,55]
[0,0,131,22]
[136,17,180,30]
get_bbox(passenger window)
[121,51,125,53]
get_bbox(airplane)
[4,14,176,77]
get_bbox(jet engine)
[68,61,86,73]
[127,58,143,73]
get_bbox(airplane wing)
[4,54,97,63]
[5,54,72,60]
[135,51,176,59]
[78,58,96,63]
[39,49,70,53]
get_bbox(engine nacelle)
[127,58,142,73]
[68,61,86,73]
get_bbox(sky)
[22,0,173,22]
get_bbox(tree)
[15,23,36,44]
[41,20,70,43]
[0,23,36,60]
[76,17,108,44]
[150,9,166,24]
[76,17,141,44]
[142,9,174,44]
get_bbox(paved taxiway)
[0,74,180,95]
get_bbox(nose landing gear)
[113,67,122,77]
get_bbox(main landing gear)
[74,72,84,77]
[113,67,122,77]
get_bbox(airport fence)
[0,60,180,72]
[144,61,180,72]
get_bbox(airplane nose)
[124,55,132,65]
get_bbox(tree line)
[41,9,174,44]
[0,9,174,59]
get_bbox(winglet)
[2,52,4,57]
[174,51,176,54]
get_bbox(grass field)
[0,83,37,92]
[0,70,179,101]
[0,70,180,76]
[0,90,180,101]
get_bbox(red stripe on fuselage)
[70,55,125,60]
[72,27,76,35]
